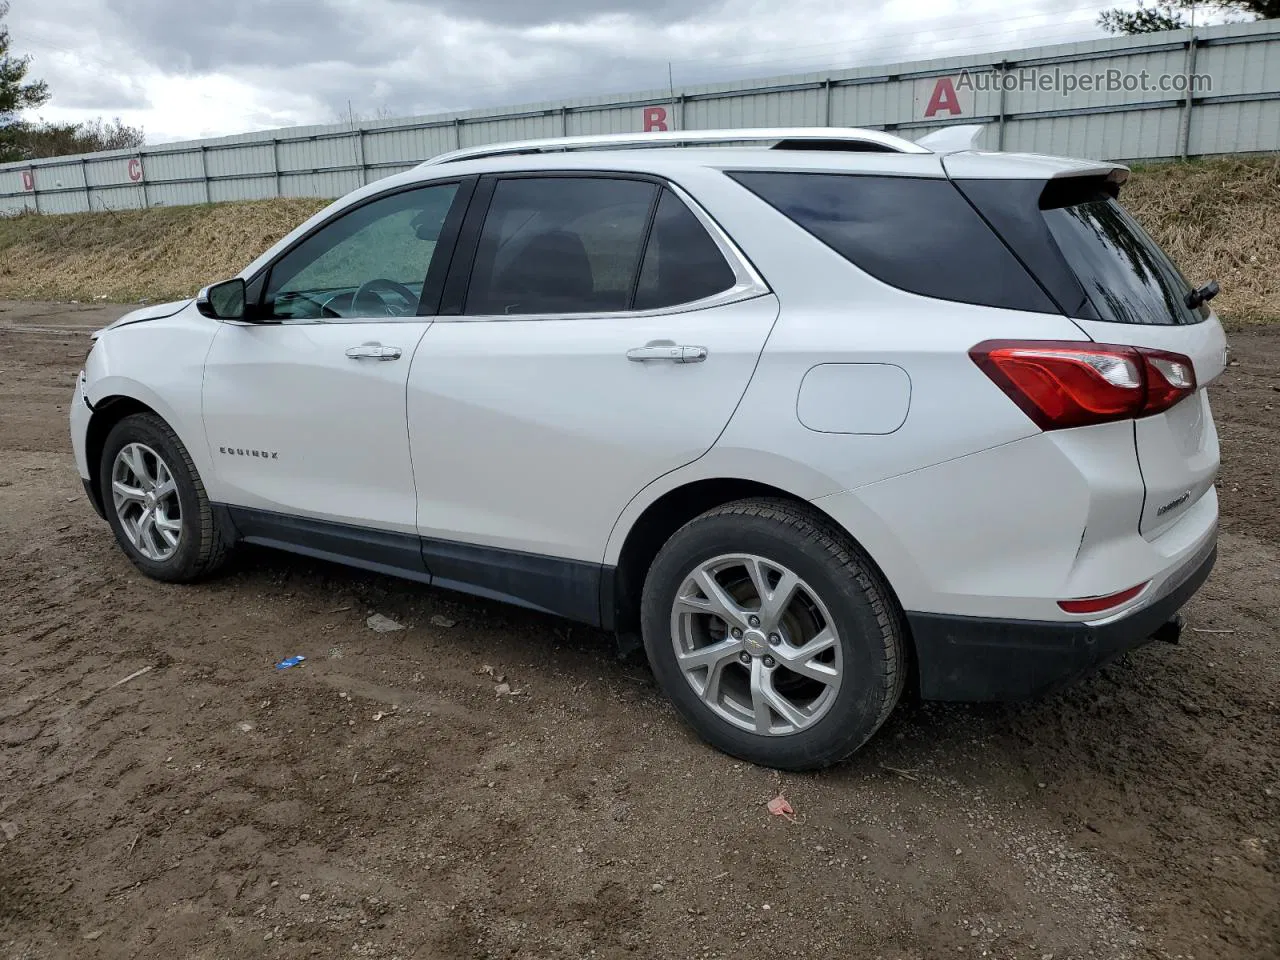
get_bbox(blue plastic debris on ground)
[275,655,306,670]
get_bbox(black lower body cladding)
[907,544,1217,701]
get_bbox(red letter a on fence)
[924,77,963,118]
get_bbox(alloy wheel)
[111,442,183,562]
[669,553,843,736]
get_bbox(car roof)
[404,126,1126,182]
[412,147,949,179]
[237,132,1127,281]
[386,144,1125,189]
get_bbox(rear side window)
[1041,188,1205,325]
[634,189,738,310]
[466,177,657,315]
[728,172,1056,314]
[464,178,739,316]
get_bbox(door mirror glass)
[197,278,246,320]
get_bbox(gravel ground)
[1,301,1276,960]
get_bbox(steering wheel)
[351,278,418,317]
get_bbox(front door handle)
[626,340,708,363]
[346,342,402,361]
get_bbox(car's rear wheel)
[99,412,233,582]
[640,498,905,770]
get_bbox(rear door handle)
[346,342,402,361]
[626,340,708,363]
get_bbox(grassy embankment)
[0,155,1276,324]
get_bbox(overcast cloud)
[10,0,1146,143]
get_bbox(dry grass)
[0,155,1276,322]
[1125,154,1280,325]
[0,198,329,304]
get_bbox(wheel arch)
[84,395,165,516]
[607,479,914,683]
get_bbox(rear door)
[951,171,1228,539]
[406,173,777,578]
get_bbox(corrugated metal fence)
[2,19,1277,215]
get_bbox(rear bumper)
[908,541,1217,702]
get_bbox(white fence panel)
[1,19,1276,214]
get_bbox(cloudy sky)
[8,0,1176,143]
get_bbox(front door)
[201,180,466,538]
[406,175,778,580]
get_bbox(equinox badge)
[220,446,278,460]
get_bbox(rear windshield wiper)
[1186,280,1220,309]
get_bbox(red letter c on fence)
[128,157,143,182]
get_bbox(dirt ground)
[1,301,1276,960]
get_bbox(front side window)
[264,182,459,320]
[465,177,657,316]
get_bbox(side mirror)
[197,278,247,320]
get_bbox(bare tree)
[1099,0,1280,35]
[14,116,145,158]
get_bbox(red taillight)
[970,340,1197,430]
[1057,582,1148,614]
[1139,348,1197,416]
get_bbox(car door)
[405,174,779,617]
[201,179,470,556]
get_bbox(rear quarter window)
[634,189,738,310]
[727,172,1056,314]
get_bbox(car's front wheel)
[640,499,905,770]
[98,412,233,582]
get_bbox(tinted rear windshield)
[1041,186,1206,326]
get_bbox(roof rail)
[420,127,931,165]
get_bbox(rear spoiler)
[917,125,1131,185]
[941,148,1130,185]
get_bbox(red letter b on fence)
[643,106,668,132]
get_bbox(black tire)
[640,498,905,770]
[98,412,234,582]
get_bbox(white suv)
[71,127,1225,770]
